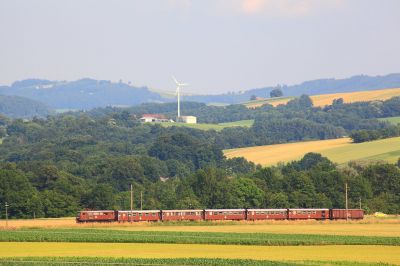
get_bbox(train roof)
[289,208,329,211]
[118,210,160,213]
[247,209,287,211]
[162,209,203,212]
[204,209,246,212]
[80,210,115,213]
[331,209,363,211]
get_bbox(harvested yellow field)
[311,87,400,107]
[224,136,400,166]
[2,216,400,237]
[114,221,400,237]
[246,88,400,108]
[225,138,351,166]
[0,243,399,264]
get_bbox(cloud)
[218,0,345,17]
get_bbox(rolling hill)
[0,95,53,118]
[224,137,400,166]
[0,78,167,110]
[2,74,400,110]
[187,73,400,104]
[244,87,400,108]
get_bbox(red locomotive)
[76,210,117,223]
[76,208,364,223]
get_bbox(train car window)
[219,212,223,215]
[213,212,217,215]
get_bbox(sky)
[0,0,399,94]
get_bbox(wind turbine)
[172,76,189,120]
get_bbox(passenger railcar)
[161,210,203,221]
[117,210,161,222]
[288,208,329,220]
[204,209,246,221]
[330,209,364,220]
[76,210,117,223]
[247,209,288,220]
[76,208,365,223]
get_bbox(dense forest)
[0,96,399,217]
[87,96,400,149]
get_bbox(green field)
[161,119,254,131]
[379,116,400,125]
[1,229,399,246]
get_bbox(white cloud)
[217,0,345,17]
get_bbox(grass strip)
[0,257,392,266]
[0,229,399,246]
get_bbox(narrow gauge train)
[76,208,364,223]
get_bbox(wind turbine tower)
[172,76,189,121]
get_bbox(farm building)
[140,114,172,123]
[178,116,197,124]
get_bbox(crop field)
[224,136,400,166]
[2,216,400,236]
[160,119,254,131]
[379,116,400,125]
[2,228,399,245]
[244,96,295,108]
[1,218,399,265]
[0,257,387,266]
[0,243,399,265]
[244,87,400,108]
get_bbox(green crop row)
[0,229,399,246]
[0,257,391,266]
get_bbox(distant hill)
[1,74,400,109]
[0,78,167,110]
[187,73,400,104]
[0,95,52,118]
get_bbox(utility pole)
[140,191,143,211]
[345,183,348,221]
[5,202,9,228]
[359,197,362,209]
[130,184,133,223]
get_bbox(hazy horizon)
[1,0,400,94]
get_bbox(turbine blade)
[172,76,179,85]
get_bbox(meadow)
[244,87,400,108]
[1,228,399,246]
[160,119,253,131]
[379,116,400,125]
[224,136,400,166]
